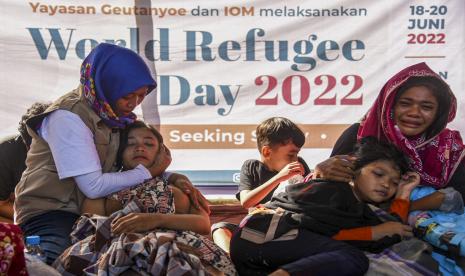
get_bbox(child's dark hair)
[256,117,305,151]
[18,102,52,147]
[395,76,451,138]
[116,120,164,168]
[353,137,409,175]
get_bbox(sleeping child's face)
[123,127,160,169]
[352,160,401,203]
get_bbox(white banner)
[1,0,464,184]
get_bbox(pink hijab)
[358,62,465,188]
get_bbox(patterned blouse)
[109,176,175,214]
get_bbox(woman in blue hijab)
[15,43,206,264]
[80,43,156,128]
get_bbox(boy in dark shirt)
[212,117,310,252]
[230,137,419,276]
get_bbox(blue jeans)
[20,210,79,265]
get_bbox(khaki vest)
[14,87,120,224]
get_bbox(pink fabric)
[0,223,28,275]
[358,62,464,188]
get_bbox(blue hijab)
[80,43,156,128]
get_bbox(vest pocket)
[94,130,119,172]
[94,130,110,163]
[94,131,110,145]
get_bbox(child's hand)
[371,221,413,240]
[396,172,420,200]
[111,213,160,234]
[276,161,304,182]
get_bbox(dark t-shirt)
[236,157,310,204]
[0,135,27,200]
[330,123,465,198]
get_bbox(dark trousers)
[230,227,369,276]
[20,210,79,265]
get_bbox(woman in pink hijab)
[313,62,465,211]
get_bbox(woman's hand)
[147,144,172,177]
[313,155,356,182]
[275,161,304,182]
[371,221,413,240]
[111,213,159,234]
[169,174,210,214]
[396,172,420,200]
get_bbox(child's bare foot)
[269,269,290,276]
